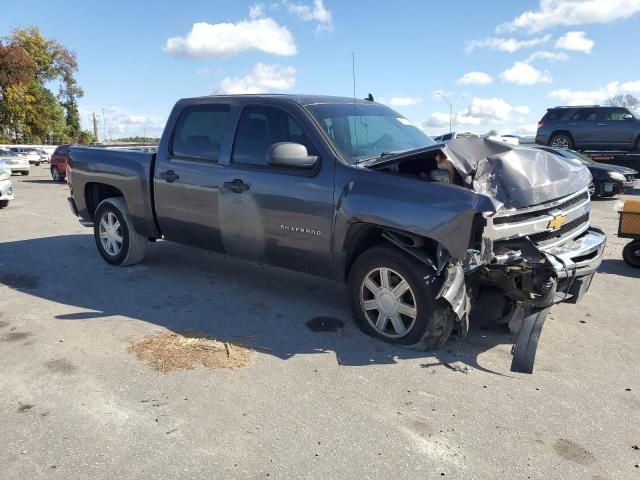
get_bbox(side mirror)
[267,142,318,169]
[623,113,634,120]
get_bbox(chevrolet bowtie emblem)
[548,214,567,230]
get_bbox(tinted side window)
[570,109,598,121]
[231,105,315,167]
[544,110,565,121]
[604,108,629,121]
[172,105,230,162]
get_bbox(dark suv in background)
[536,106,640,151]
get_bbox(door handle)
[223,179,250,193]
[159,170,180,182]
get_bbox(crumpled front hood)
[443,138,591,210]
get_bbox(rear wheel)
[348,245,454,350]
[622,240,640,268]
[0,200,8,209]
[549,134,573,149]
[51,166,64,182]
[93,197,147,266]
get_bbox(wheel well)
[549,130,574,144]
[85,182,124,220]
[342,224,437,281]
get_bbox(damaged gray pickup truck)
[66,95,606,373]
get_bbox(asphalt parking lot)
[1,165,639,480]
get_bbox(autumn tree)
[0,26,93,143]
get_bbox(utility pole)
[102,108,106,143]
[92,113,98,140]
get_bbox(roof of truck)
[187,94,376,106]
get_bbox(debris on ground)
[129,331,253,373]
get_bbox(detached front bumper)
[0,179,15,201]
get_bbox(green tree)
[0,26,84,143]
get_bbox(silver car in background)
[0,149,30,175]
[8,147,42,166]
[0,161,14,208]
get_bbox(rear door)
[218,102,335,277]
[569,108,598,146]
[153,103,232,251]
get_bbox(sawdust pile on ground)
[130,331,253,373]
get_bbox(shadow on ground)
[0,234,516,374]
[597,258,640,278]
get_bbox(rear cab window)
[171,105,230,162]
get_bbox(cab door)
[153,103,232,251]
[218,103,335,277]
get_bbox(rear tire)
[549,134,573,149]
[51,166,64,182]
[348,245,454,350]
[622,240,640,269]
[0,200,9,209]
[93,197,147,266]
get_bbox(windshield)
[305,103,435,164]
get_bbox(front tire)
[623,240,640,269]
[0,200,8,209]
[93,197,147,266]
[348,245,454,350]
[588,181,598,198]
[549,134,573,149]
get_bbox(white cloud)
[164,17,296,58]
[513,105,531,114]
[555,31,594,53]
[465,34,551,53]
[285,0,333,32]
[524,50,569,63]
[499,61,552,85]
[457,71,493,86]
[514,124,539,135]
[214,62,296,94]
[498,0,640,33]
[249,3,266,19]
[424,112,452,128]
[378,96,423,107]
[458,97,531,124]
[79,105,166,139]
[549,80,640,105]
[195,67,210,76]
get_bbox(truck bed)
[68,147,160,238]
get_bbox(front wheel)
[348,245,454,350]
[0,200,8,209]
[588,181,598,198]
[623,240,640,268]
[93,197,147,266]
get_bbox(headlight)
[607,171,626,182]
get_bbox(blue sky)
[3,0,640,139]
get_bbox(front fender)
[332,165,495,262]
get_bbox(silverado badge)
[548,214,568,230]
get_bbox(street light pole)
[438,92,453,133]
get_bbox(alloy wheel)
[99,211,123,256]
[551,136,570,148]
[359,267,418,338]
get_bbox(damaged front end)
[370,138,606,373]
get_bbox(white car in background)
[0,149,30,175]
[9,147,42,166]
[0,161,15,208]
